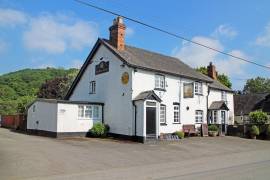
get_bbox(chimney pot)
[207,62,218,80]
[109,16,126,51]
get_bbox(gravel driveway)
[1,128,270,180]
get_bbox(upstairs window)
[90,81,96,94]
[160,105,166,124]
[194,82,203,95]
[155,74,165,89]
[221,91,227,101]
[173,104,180,123]
[195,110,203,123]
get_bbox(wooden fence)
[0,114,26,130]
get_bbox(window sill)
[195,93,203,96]
[173,122,181,124]
[89,93,96,94]
[154,88,166,92]
[160,123,167,126]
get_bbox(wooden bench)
[183,124,197,136]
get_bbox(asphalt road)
[1,128,270,180]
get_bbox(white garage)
[27,99,104,137]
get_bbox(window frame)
[154,74,165,90]
[221,91,227,101]
[160,104,166,125]
[195,110,203,123]
[173,104,180,124]
[89,81,96,94]
[84,105,92,118]
[213,110,217,123]
[194,82,203,95]
[78,105,85,118]
[93,105,99,119]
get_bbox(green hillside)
[0,68,79,115]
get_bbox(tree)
[0,68,79,115]
[243,77,270,94]
[217,74,232,89]
[196,67,232,88]
[249,110,269,125]
[37,74,76,99]
[37,77,69,99]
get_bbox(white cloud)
[214,50,247,76]
[23,13,99,54]
[212,24,238,39]
[255,23,270,47]
[0,8,27,27]
[172,36,223,68]
[172,36,247,77]
[70,59,83,69]
[126,27,134,37]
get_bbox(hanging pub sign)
[183,82,194,98]
[95,61,109,75]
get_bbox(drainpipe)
[132,100,137,138]
[206,84,210,125]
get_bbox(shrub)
[249,110,269,125]
[250,125,260,136]
[208,124,219,132]
[174,131,185,139]
[90,122,109,137]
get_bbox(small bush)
[208,124,219,132]
[90,122,109,137]
[250,125,260,136]
[174,131,185,139]
[249,110,269,125]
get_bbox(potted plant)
[208,124,219,137]
[250,125,260,139]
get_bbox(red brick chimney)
[207,62,218,80]
[109,16,126,51]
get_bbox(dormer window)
[155,74,165,90]
[194,82,203,95]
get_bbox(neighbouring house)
[27,16,234,142]
[234,93,270,124]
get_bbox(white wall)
[208,89,234,124]
[27,101,57,132]
[69,45,134,136]
[57,103,102,133]
[132,69,208,135]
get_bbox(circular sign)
[121,72,129,85]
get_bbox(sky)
[0,0,270,90]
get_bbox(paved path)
[1,128,270,180]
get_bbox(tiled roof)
[102,39,213,82]
[209,101,229,110]
[134,90,161,102]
